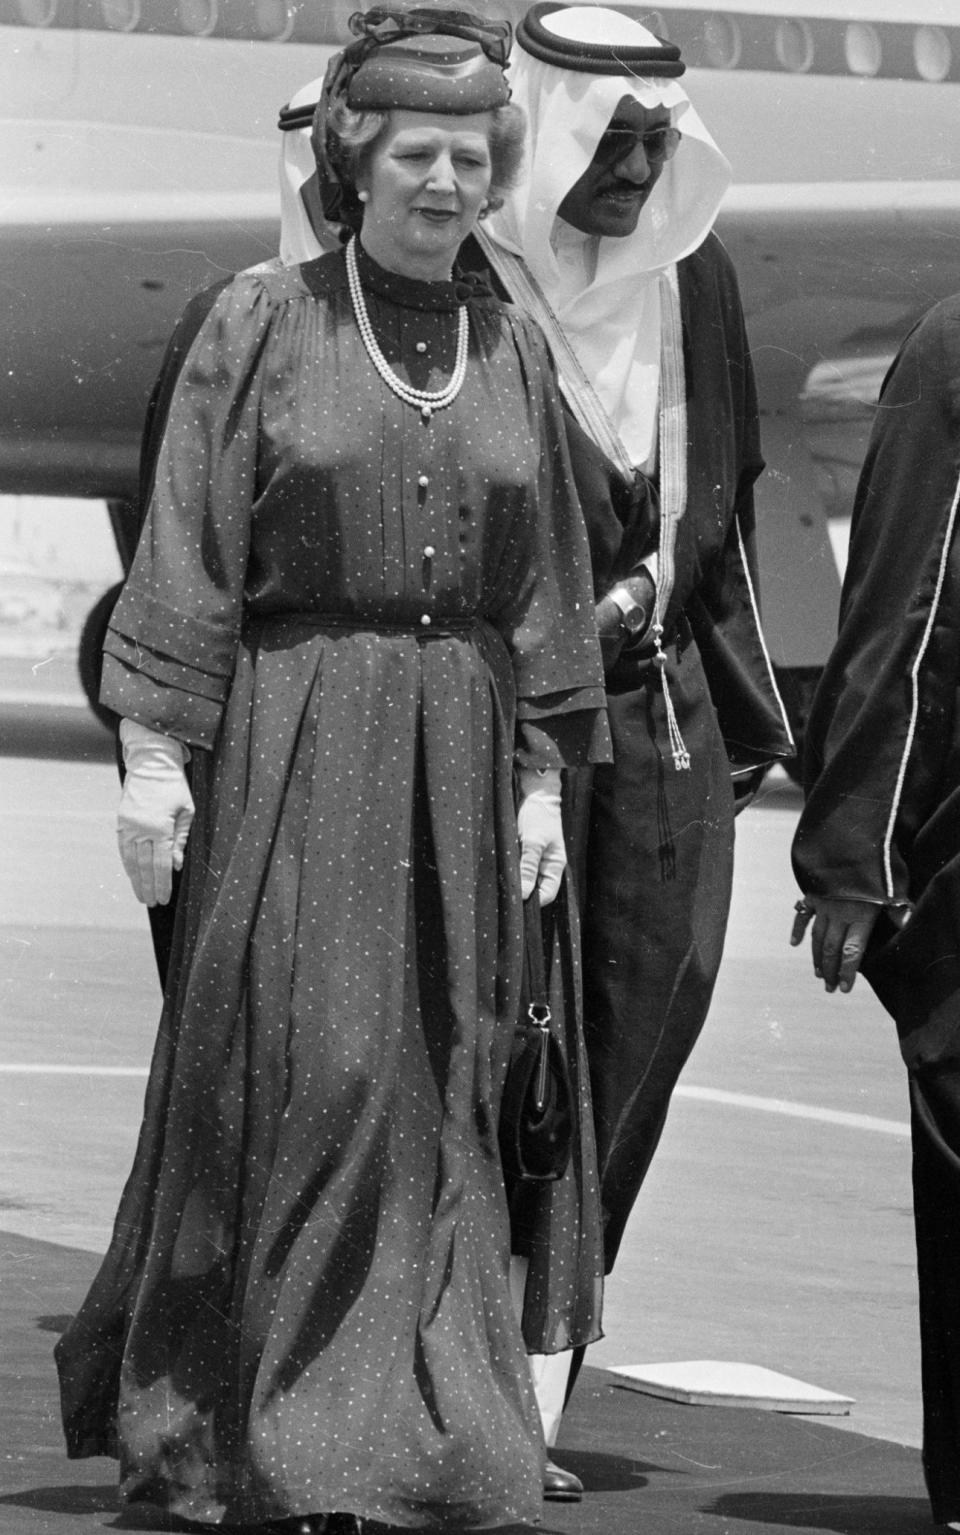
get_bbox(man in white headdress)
[467,2,795,1498]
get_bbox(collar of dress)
[347,239,486,313]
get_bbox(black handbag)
[498,894,573,1183]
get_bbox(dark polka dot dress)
[55,246,608,1530]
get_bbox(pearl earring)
[358,189,370,203]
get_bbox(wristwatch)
[607,582,650,636]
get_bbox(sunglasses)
[594,123,682,170]
[349,6,513,67]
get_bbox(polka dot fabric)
[56,246,608,1529]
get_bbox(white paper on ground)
[607,1360,855,1415]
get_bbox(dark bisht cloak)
[794,294,960,1062]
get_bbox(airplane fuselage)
[2,1,958,497]
[2,0,959,708]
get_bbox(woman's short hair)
[324,100,525,219]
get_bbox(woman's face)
[357,109,494,279]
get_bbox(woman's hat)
[278,7,512,132]
[277,7,512,229]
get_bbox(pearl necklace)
[346,236,469,420]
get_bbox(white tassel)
[653,624,690,771]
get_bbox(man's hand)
[595,593,623,636]
[790,895,883,993]
[595,569,656,668]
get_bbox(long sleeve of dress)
[101,277,268,748]
[793,298,960,907]
[495,313,611,770]
[137,280,232,538]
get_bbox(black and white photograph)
[1,2,958,1533]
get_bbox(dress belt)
[253,612,482,637]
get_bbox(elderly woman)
[54,11,608,1533]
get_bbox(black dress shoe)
[543,1459,583,1502]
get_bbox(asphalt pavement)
[0,659,931,1534]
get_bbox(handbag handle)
[523,894,549,1011]
[523,895,552,1112]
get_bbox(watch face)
[621,601,647,634]
[610,585,648,634]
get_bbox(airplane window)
[914,25,952,83]
[101,0,141,30]
[775,19,813,74]
[255,0,295,41]
[16,0,56,23]
[704,14,741,70]
[179,0,218,36]
[845,22,881,77]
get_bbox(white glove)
[118,719,194,908]
[517,767,566,906]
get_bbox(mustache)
[596,180,650,194]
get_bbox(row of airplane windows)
[4,0,960,83]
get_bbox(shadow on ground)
[707,1491,933,1534]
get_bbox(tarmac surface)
[0,1234,931,1535]
[0,653,934,1534]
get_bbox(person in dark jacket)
[793,293,960,1530]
